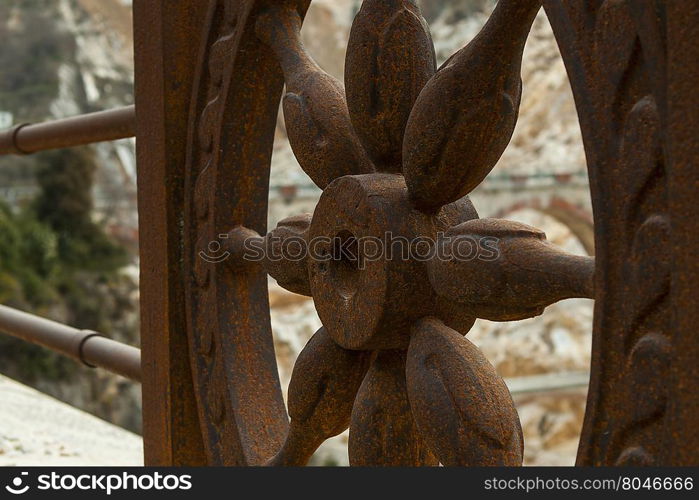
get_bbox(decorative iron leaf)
[345,0,436,172]
[406,318,523,466]
[402,0,541,213]
[268,328,371,466]
[256,7,374,188]
[264,214,313,296]
[349,350,437,466]
[427,219,594,322]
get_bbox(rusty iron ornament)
[206,0,595,467]
[1,0,694,468]
[543,0,699,466]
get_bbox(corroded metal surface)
[350,349,437,466]
[0,0,694,468]
[545,0,699,466]
[407,318,522,466]
[177,0,699,467]
[403,0,540,212]
[345,0,435,173]
[134,0,208,466]
[256,5,374,188]
[182,0,295,465]
[428,219,594,322]
[269,327,371,466]
[209,0,593,466]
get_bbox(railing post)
[666,1,699,466]
[133,0,208,465]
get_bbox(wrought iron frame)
[0,0,697,467]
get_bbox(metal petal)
[402,0,542,212]
[406,317,523,466]
[345,0,436,172]
[256,6,374,188]
[226,215,313,297]
[428,218,595,322]
[263,214,313,296]
[349,349,438,466]
[267,328,371,466]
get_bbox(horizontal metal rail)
[0,303,591,396]
[0,106,135,155]
[505,371,589,396]
[0,304,141,382]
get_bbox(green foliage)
[0,149,128,381]
[0,201,67,381]
[0,202,57,308]
[33,149,127,272]
[0,0,135,397]
[0,0,132,383]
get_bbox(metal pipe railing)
[506,371,589,396]
[0,106,136,155]
[0,304,141,382]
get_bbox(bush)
[0,148,128,381]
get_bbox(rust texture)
[403,0,541,212]
[428,219,595,322]
[407,318,522,466]
[0,0,695,468]
[256,4,374,188]
[134,0,208,466]
[197,0,596,466]
[269,327,371,466]
[545,0,699,465]
[350,349,438,466]
[344,0,436,173]
[0,106,134,155]
[182,0,298,465]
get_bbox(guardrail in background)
[0,106,135,156]
[0,304,141,382]
[0,300,589,397]
[506,371,589,396]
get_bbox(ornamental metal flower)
[239,0,594,466]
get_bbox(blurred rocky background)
[0,0,140,436]
[0,0,592,465]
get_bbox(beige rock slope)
[0,375,142,466]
